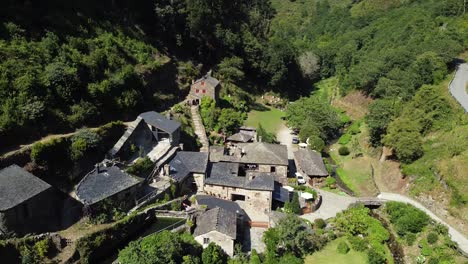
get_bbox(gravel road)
[449,63,468,112]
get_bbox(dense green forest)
[0,0,305,149]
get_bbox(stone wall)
[195,231,234,256]
[203,184,272,213]
[0,188,61,236]
[193,172,205,192]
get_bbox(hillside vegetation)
[272,0,468,227]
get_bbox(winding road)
[449,63,468,112]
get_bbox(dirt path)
[276,122,296,159]
[0,122,133,158]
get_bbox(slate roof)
[193,74,220,89]
[138,111,181,134]
[109,117,144,156]
[205,162,274,191]
[169,151,209,182]
[76,165,142,205]
[273,183,292,203]
[0,165,52,211]
[209,143,288,166]
[193,207,237,239]
[293,149,328,176]
[227,132,254,143]
[195,195,245,215]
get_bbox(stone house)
[109,111,181,161]
[194,207,238,256]
[209,142,288,184]
[204,162,275,213]
[187,72,220,105]
[166,151,209,193]
[75,162,143,212]
[0,165,60,236]
[293,149,328,186]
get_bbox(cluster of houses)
[0,73,329,256]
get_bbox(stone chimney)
[179,143,184,151]
[163,164,170,176]
[166,111,172,120]
[95,163,100,173]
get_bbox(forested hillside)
[1,0,304,149]
[272,0,467,225]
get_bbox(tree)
[257,123,277,143]
[216,109,245,135]
[216,56,245,83]
[366,99,397,146]
[202,243,228,264]
[249,249,261,264]
[200,97,218,131]
[298,51,320,80]
[383,118,423,163]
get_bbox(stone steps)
[190,106,210,152]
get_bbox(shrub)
[338,146,350,156]
[325,176,336,188]
[337,241,350,254]
[348,236,367,252]
[427,232,438,244]
[385,202,430,236]
[314,218,326,229]
[171,201,181,211]
[367,248,386,264]
[405,233,417,246]
[338,133,352,145]
[347,121,361,135]
[125,157,154,177]
[34,238,52,258]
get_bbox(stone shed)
[0,165,60,236]
[194,207,237,256]
[293,149,328,186]
[75,163,143,212]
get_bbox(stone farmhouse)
[109,111,181,162]
[204,162,275,213]
[164,151,209,193]
[187,72,220,105]
[75,161,143,212]
[0,165,61,236]
[210,142,288,184]
[193,207,238,256]
[293,149,328,186]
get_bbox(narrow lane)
[449,63,468,112]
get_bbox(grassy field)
[305,237,367,264]
[244,104,286,134]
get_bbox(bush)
[325,176,336,188]
[427,232,438,244]
[314,218,326,229]
[348,236,367,252]
[33,238,52,258]
[338,146,350,156]
[405,233,417,246]
[347,121,361,135]
[125,157,154,177]
[171,201,181,211]
[338,134,352,145]
[385,202,430,236]
[367,248,386,264]
[337,241,350,254]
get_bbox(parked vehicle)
[296,172,306,185]
[292,137,299,144]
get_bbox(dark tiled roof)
[294,149,328,176]
[194,74,220,88]
[138,111,181,134]
[227,132,254,143]
[194,207,236,239]
[195,195,244,215]
[205,162,242,187]
[205,162,274,191]
[0,165,51,211]
[169,151,209,182]
[210,143,288,166]
[76,165,142,205]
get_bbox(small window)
[270,166,276,173]
[196,89,199,93]
[203,237,210,244]
[202,89,206,93]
